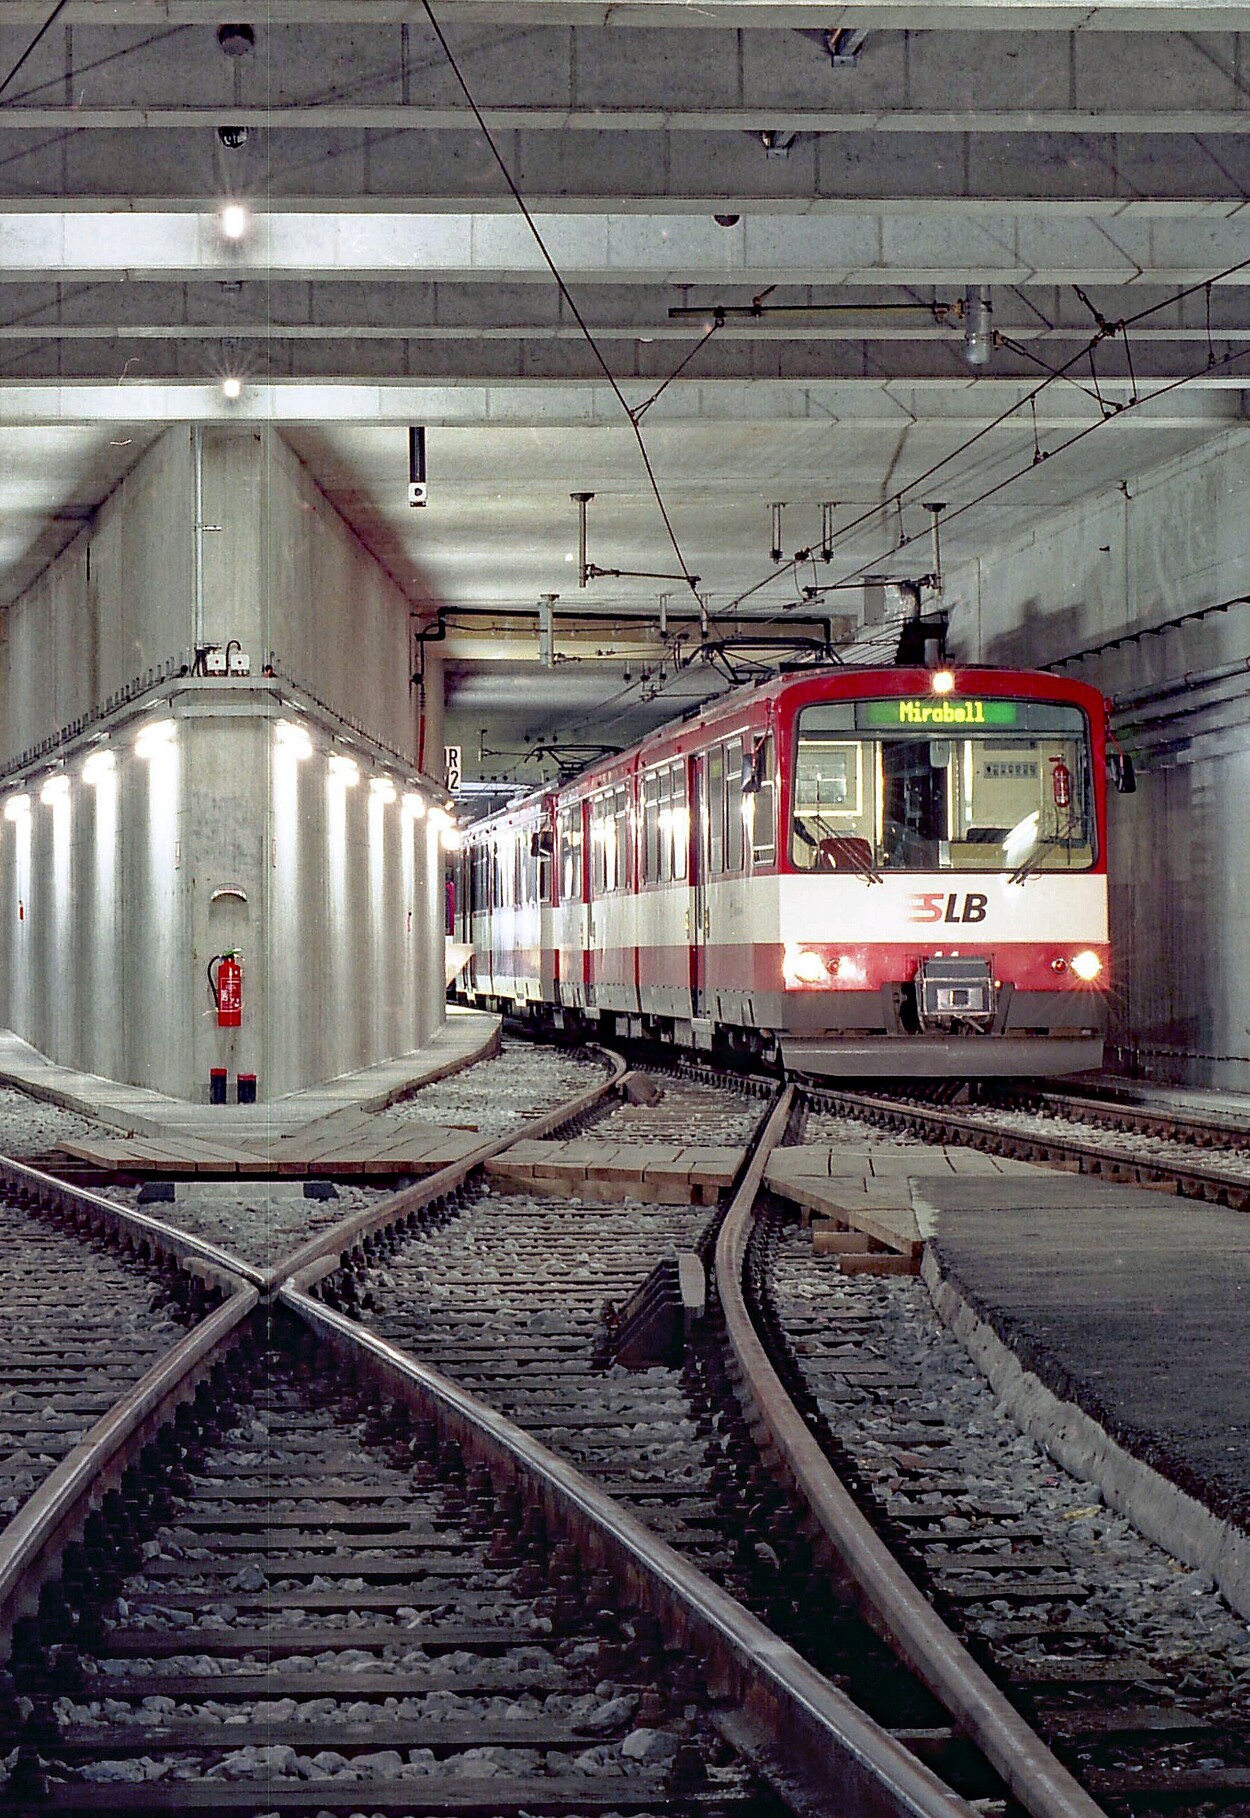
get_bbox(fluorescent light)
[82,749,115,785]
[328,753,359,786]
[275,719,313,760]
[40,773,70,805]
[219,203,249,241]
[134,718,176,759]
[4,793,30,821]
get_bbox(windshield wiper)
[1008,840,1051,886]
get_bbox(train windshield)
[791,697,1096,874]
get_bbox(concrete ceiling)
[0,0,1247,775]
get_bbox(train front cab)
[765,670,1113,1077]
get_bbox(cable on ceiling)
[419,0,701,597]
[0,0,74,103]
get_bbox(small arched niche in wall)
[209,883,249,952]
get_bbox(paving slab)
[917,1172,1250,1539]
[0,1010,500,1167]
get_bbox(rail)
[0,1150,268,1290]
[714,1088,1107,1818]
[0,1276,258,1660]
[280,1276,985,1818]
[269,1044,629,1291]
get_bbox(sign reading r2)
[909,892,988,925]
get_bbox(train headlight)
[783,945,831,988]
[931,669,956,695]
[1070,949,1102,982]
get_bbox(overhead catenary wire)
[0,0,73,102]
[719,248,1250,622]
[419,0,701,597]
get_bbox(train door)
[578,797,593,1001]
[689,753,708,1016]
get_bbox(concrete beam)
[3,25,1248,133]
[4,210,1250,288]
[3,279,1248,338]
[0,378,1238,427]
[2,131,1249,213]
[0,330,1239,385]
[0,2,1240,28]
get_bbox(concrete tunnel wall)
[0,426,447,1102]
[945,422,1250,1094]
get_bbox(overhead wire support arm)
[585,565,701,586]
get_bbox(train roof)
[462,663,1107,832]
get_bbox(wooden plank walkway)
[485,1139,743,1204]
[60,1117,487,1178]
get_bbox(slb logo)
[909,892,988,925]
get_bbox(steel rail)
[280,1276,984,1818]
[802,1082,1250,1210]
[0,1150,269,1290]
[715,1088,1107,1818]
[1023,1083,1250,1146]
[0,1277,258,1660]
[268,1044,629,1292]
[0,1045,626,1300]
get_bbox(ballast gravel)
[387,1040,605,1134]
[0,1083,99,1158]
[768,1155,1250,1704]
[580,1075,764,1148]
[23,1363,744,1806]
[0,1204,192,1524]
[97,1040,609,1266]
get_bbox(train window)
[558,807,582,902]
[642,771,661,883]
[670,763,689,880]
[725,738,744,872]
[534,827,554,904]
[616,786,630,891]
[750,735,776,865]
[792,700,1096,873]
[708,746,725,874]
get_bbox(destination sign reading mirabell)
[863,699,1020,728]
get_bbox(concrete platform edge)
[918,1241,1250,1624]
[0,1011,502,1145]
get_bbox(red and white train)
[450,665,1125,1076]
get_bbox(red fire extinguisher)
[208,951,242,1028]
[1050,756,1072,809]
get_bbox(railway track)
[797,1081,1250,1211]
[0,1042,991,1817]
[736,1091,1250,1816]
[3,1034,1248,1817]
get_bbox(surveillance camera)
[218,125,249,149]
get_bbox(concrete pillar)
[0,427,448,1101]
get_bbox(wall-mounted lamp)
[219,203,249,242]
[4,793,30,821]
[328,753,360,786]
[370,776,398,803]
[275,719,313,759]
[134,718,176,759]
[402,792,427,819]
[40,773,70,806]
[82,749,116,785]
